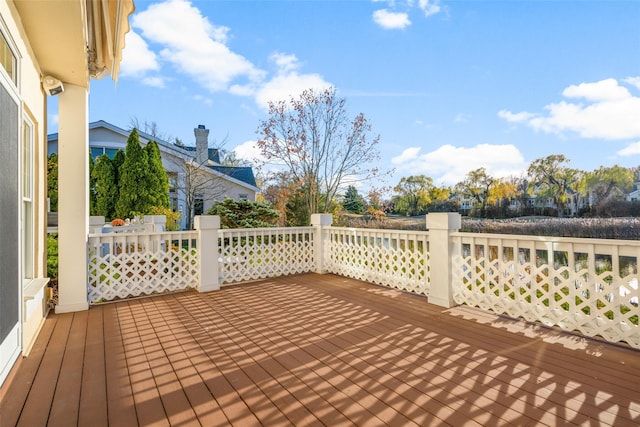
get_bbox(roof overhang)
[13,0,134,87]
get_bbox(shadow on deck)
[1,273,639,426]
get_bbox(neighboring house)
[0,0,133,386]
[627,182,640,202]
[48,120,259,229]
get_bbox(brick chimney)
[194,124,209,164]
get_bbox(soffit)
[14,0,90,87]
[13,0,134,87]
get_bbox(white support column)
[56,84,89,313]
[195,215,220,292]
[426,212,461,308]
[311,213,333,274]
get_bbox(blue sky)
[61,0,640,190]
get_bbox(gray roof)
[182,146,221,163]
[209,166,257,187]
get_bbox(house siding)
[1,0,49,386]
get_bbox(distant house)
[48,120,259,229]
[627,183,640,202]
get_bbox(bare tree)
[173,158,228,230]
[256,87,383,219]
[128,116,173,143]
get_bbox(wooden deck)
[1,273,639,426]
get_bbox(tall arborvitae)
[116,129,151,218]
[92,154,118,220]
[145,140,170,208]
[47,153,58,212]
[89,154,98,215]
[112,149,125,187]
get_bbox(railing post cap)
[311,213,333,226]
[195,215,220,230]
[143,215,167,224]
[89,215,105,226]
[426,212,461,230]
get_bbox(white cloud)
[141,76,167,88]
[120,30,160,77]
[497,110,536,123]
[418,0,441,17]
[499,78,640,140]
[391,144,526,185]
[623,76,640,90]
[617,141,640,156]
[236,53,332,110]
[131,1,329,110]
[269,52,300,74]
[233,140,263,162]
[132,0,264,92]
[233,140,285,175]
[254,73,332,110]
[373,9,411,29]
[371,0,442,29]
[392,147,422,164]
[562,78,630,102]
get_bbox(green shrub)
[47,233,58,279]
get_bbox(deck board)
[78,307,108,427]
[1,273,639,426]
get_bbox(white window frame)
[22,117,34,283]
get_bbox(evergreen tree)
[47,153,58,212]
[89,154,98,215]
[343,185,365,214]
[145,140,170,208]
[207,198,280,228]
[116,129,152,218]
[112,149,125,186]
[92,154,118,220]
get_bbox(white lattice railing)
[87,231,198,303]
[451,232,640,348]
[218,227,315,284]
[324,227,430,296]
[82,213,640,348]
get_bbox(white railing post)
[143,214,167,232]
[311,213,333,274]
[195,215,220,292]
[426,212,461,308]
[89,216,105,233]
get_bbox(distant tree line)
[385,155,640,219]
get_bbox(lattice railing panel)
[88,231,198,303]
[218,227,315,283]
[452,233,640,348]
[324,227,430,296]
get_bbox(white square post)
[426,212,461,308]
[56,83,90,313]
[311,213,333,274]
[195,215,220,292]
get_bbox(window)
[194,196,204,216]
[90,147,104,158]
[238,193,248,201]
[170,197,179,212]
[0,31,16,84]
[22,119,33,280]
[91,146,120,159]
[168,173,178,192]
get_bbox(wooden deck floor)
[1,273,639,426]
